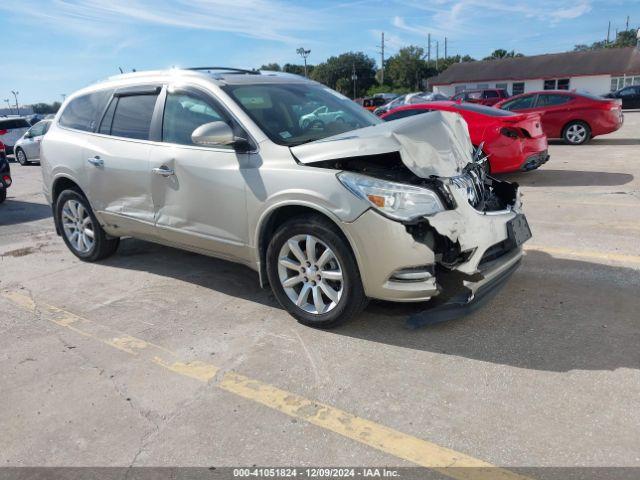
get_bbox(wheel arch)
[51,175,86,236]
[256,202,362,287]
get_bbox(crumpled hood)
[290,110,473,178]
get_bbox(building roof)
[431,47,640,85]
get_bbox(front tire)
[266,214,367,328]
[55,189,119,261]
[563,121,590,145]
[16,149,28,166]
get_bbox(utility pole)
[377,32,385,85]
[11,90,20,116]
[436,41,439,70]
[61,94,67,101]
[626,16,630,30]
[445,37,448,59]
[427,33,431,63]
[607,20,611,43]
[296,47,311,77]
[351,64,358,99]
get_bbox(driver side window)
[162,91,231,148]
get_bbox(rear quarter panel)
[40,124,87,205]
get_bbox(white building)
[431,45,640,97]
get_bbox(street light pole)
[351,64,358,99]
[11,90,20,116]
[296,47,311,77]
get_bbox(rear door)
[532,93,573,138]
[84,86,161,236]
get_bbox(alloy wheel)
[277,234,344,315]
[566,124,587,144]
[61,199,95,254]
[17,150,27,165]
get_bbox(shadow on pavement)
[501,169,634,187]
[0,200,52,226]
[105,241,640,373]
[589,138,640,146]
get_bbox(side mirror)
[191,121,248,148]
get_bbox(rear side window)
[483,90,499,98]
[383,109,429,121]
[109,94,158,140]
[536,94,571,107]
[0,118,30,129]
[500,95,535,111]
[59,90,112,132]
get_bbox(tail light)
[2,175,11,186]
[0,129,7,136]
[500,127,523,139]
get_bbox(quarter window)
[109,94,158,140]
[59,90,112,132]
[162,91,230,147]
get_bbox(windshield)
[222,83,382,146]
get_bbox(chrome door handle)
[152,166,175,177]
[87,156,103,167]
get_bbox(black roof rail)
[186,67,260,75]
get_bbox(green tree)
[483,49,524,60]
[385,46,433,90]
[260,63,281,71]
[311,52,376,98]
[573,29,638,51]
[282,63,313,76]
[31,102,61,114]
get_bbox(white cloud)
[0,0,326,43]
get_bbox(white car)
[0,117,31,155]
[299,106,345,129]
[14,120,52,165]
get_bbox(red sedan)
[381,101,549,174]
[494,91,623,145]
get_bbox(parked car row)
[375,87,624,174]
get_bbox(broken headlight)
[337,171,444,221]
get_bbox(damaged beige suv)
[41,68,531,328]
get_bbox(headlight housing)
[337,171,444,221]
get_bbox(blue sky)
[2,0,639,104]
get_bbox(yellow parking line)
[2,290,530,480]
[525,245,640,265]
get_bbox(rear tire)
[563,121,590,145]
[266,214,367,328]
[16,149,28,166]
[55,189,119,261]
[0,188,6,203]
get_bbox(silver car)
[14,120,52,165]
[41,68,530,328]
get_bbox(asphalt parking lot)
[1,114,639,478]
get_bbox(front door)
[148,87,250,261]
[84,87,160,236]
